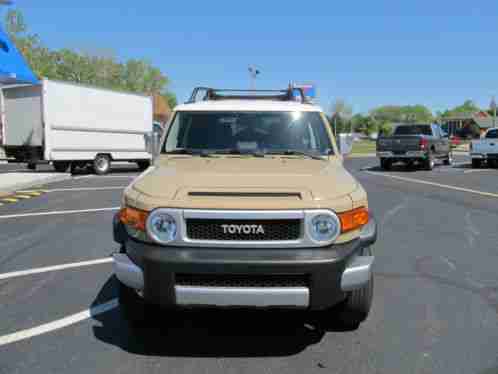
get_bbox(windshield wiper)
[213,149,265,157]
[165,148,214,157]
[266,150,326,161]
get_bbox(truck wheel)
[118,280,153,327]
[137,161,150,171]
[93,154,111,175]
[443,154,453,166]
[471,159,481,169]
[424,156,435,170]
[337,275,374,329]
[489,159,497,168]
[380,158,391,171]
[53,161,70,173]
[27,163,37,171]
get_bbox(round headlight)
[310,214,340,243]
[146,210,177,244]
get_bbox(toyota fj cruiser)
[113,87,377,328]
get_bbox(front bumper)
[113,216,377,310]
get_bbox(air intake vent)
[188,192,302,199]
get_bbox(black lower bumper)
[114,214,377,311]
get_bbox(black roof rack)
[186,86,310,104]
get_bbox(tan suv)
[113,87,377,328]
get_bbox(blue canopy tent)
[0,24,38,85]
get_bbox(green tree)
[370,105,433,124]
[3,9,175,99]
[442,100,481,117]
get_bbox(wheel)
[137,160,150,171]
[53,161,70,173]
[118,280,153,327]
[405,160,414,170]
[27,162,36,171]
[93,154,111,175]
[424,156,435,170]
[337,275,374,328]
[471,159,481,169]
[488,159,497,168]
[443,153,453,166]
[380,158,391,171]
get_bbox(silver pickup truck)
[470,128,498,168]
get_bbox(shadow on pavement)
[90,276,356,358]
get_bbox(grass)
[351,139,377,154]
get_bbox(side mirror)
[338,133,354,156]
[144,131,161,158]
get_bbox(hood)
[131,156,358,205]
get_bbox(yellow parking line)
[17,191,43,196]
[1,198,18,203]
[13,195,33,199]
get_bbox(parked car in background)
[470,128,498,168]
[0,79,153,174]
[376,124,452,170]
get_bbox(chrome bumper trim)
[113,253,144,290]
[341,255,374,292]
[175,285,310,308]
[377,151,426,158]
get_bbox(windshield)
[394,125,432,136]
[393,125,432,136]
[163,111,333,155]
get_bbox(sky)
[4,0,498,114]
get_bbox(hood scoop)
[187,191,302,200]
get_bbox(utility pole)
[248,66,260,90]
[491,96,497,129]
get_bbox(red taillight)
[420,138,428,150]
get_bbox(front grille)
[393,151,406,155]
[176,274,308,288]
[186,219,301,241]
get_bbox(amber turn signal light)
[119,207,148,231]
[338,207,369,233]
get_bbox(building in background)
[441,111,494,138]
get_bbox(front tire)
[443,153,453,166]
[137,160,150,171]
[53,161,70,173]
[380,158,392,170]
[27,162,36,171]
[424,156,435,170]
[118,281,152,327]
[471,159,482,168]
[337,275,374,328]
[93,154,111,175]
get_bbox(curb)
[0,173,71,195]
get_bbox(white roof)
[174,100,324,113]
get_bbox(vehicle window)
[163,111,333,155]
[486,129,498,139]
[394,125,432,136]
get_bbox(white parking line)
[0,299,118,347]
[42,187,126,193]
[72,175,137,180]
[0,207,120,220]
[0,257,112,281]
[364,171,498,198]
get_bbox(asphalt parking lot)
[1,155,498,374]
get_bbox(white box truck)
[0,79,153,174]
